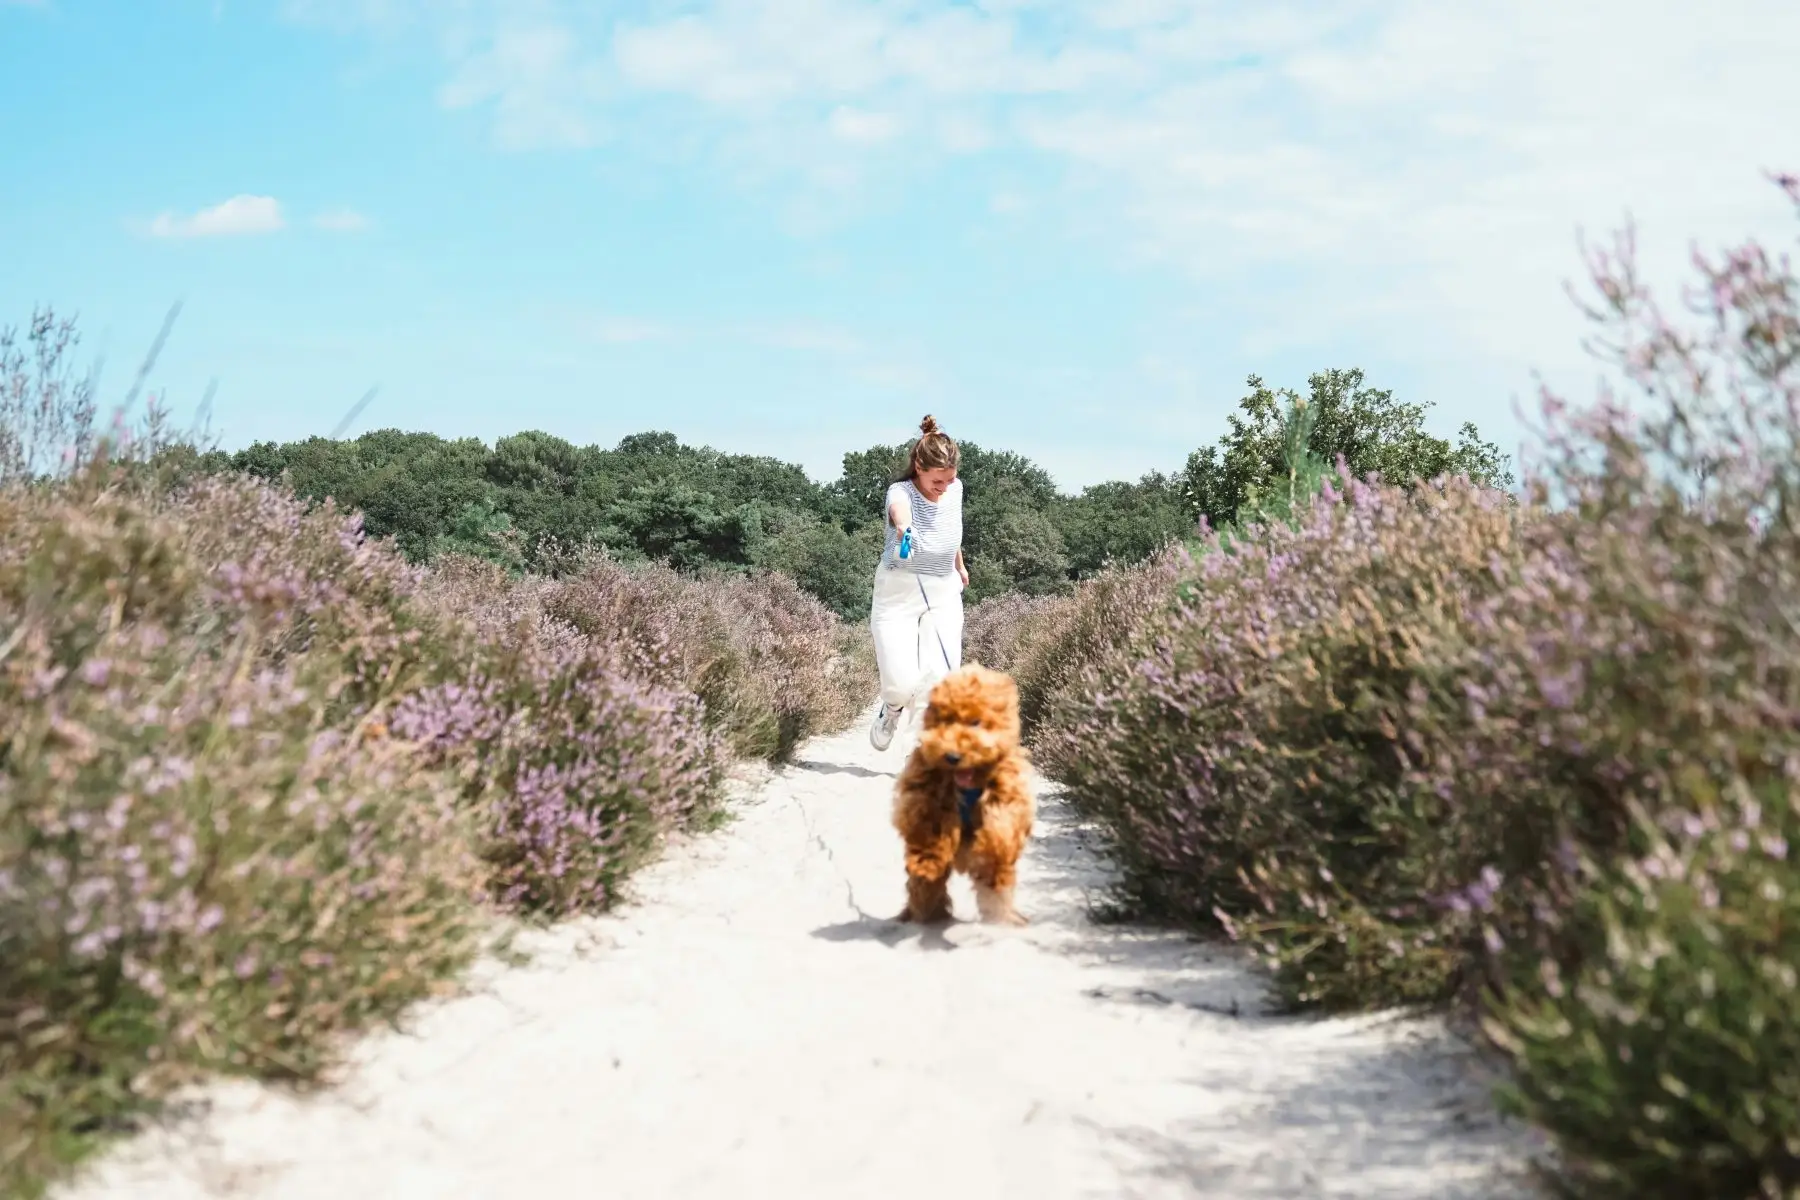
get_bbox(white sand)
[57,713,1544,1199]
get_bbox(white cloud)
[827,105,902,144]
[291,0,1800,422]
[937,112,992,154]
[312,207,371,232]
[989,190,1028,215]
[279,0,422,35]
[147,194,286,238]
[614,15,793,105]
[437,22,607,149]
[997,0,1798,387]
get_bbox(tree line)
[175,366,1513,620]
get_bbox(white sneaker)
[869,701,903,751]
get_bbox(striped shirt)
[882,478,963,576]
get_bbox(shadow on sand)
[809,917,960,952]
[1019,794,1546,1199]
[1075,1028,1544,1199]
[788,759,893,782]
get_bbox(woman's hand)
[956,553,970,588]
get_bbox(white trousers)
[870,565,964,710]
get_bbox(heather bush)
[961,589,1059,676]
[2,309,101,485]
[963,552,1181,742]
[1036,465,1543,1009]
[0,467,483,1197]
[966,393,1338,750]
[397,554,727,914]
[1489,791,1800,1200]
[1473,176,1800,1198]
[531,549,876,761]
[396,546,875,910]
[0,435,871,1191]
[1021,174,1800,1194]
[2,305,203,491]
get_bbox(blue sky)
[2,0,1795,491]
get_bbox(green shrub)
[1030,464,1544,1011]
[0,453,876,1192]
[752,508,886,621]
[1487,790,1800,1200]
[962,550,1180,741]
[1004,174,1800,1193]
[0,471,483,1198]
[422,549,877,765]
[1474,178,1800,1196]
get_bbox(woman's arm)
[955,548,969,587]
[887,489,912,533]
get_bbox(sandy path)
[58,713,1542,1199]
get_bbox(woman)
[869,415,970,751]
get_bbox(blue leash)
[916,572,954,674]
[897,525,954,674]
[912,551,971,834]
[957,786,983,840]
[896,531,975,834]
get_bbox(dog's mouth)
[952,768,978,790]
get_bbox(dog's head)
[916,664,1021,791]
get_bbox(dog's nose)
[943,752,962,766]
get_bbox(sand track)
[58,713,1541,1199]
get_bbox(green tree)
[430,499,524,571]
[1054,472,1192,579]
[615,430,681,457]
[1219,392,1334,550]
[963,476,1070,599]
[754,510,885,621]
[825,442,909,528]
[231,429,495,562]
[486,430,583,493]
[957,442,1060,510]
[605,478,760,572]
[1179,369,1514,532]
[188,403,1495,614]
[232,439,289,483]
[973,506,1069,600]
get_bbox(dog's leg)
[897,831,957,924]
[899,869,953,924]
[967,838,1028,927]
[979,881,1022,928]
[973,880,1027,926]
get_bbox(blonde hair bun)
[919,415,940,437]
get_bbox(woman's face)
[915,466,956,502]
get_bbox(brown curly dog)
[892,664,1034,926]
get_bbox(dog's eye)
[966,717,982,727]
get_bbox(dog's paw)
[974,884,1027,926]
